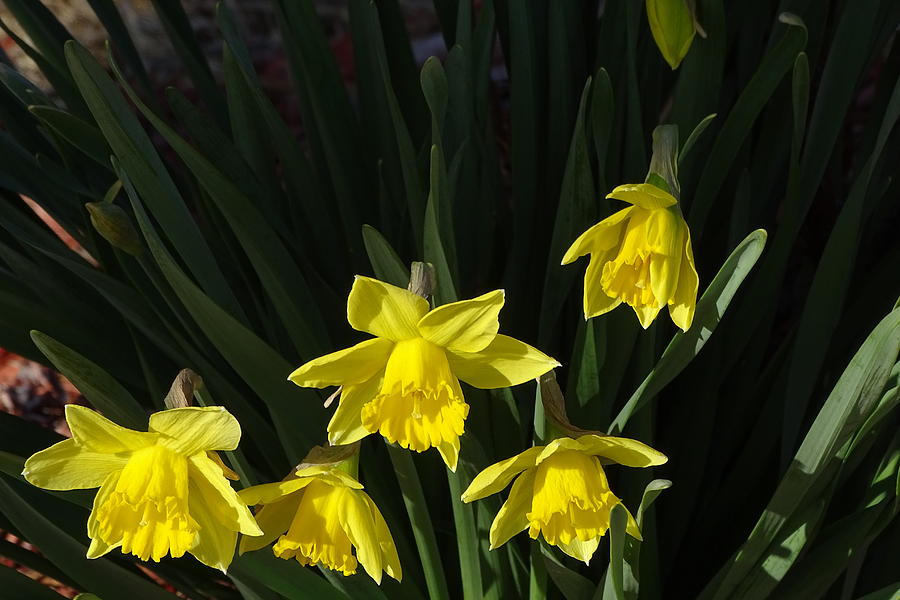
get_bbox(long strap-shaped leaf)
[703,305,900,599]
[121,165,326,464]
[64,41,246,324]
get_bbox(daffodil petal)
[447,335,560,389]
[573,434,668,467]
[632,303,663,329]
[86,536,119,559]
[328,373,383,446]
[239,493,302,554]
[288,338,394,388]
[416,290,505,352]
[189,454,262,536]
[362,494,402,582]
[341,490,384,584]
[238,477,314,507]
[489,468,535,549]
[668,228,698,332]
[462,446,542,502]
[188,479,238,572]
[65,405,155,453]
[561,207,634,264]
[23,438,127,491]
[607,183,677,209]
[557,536,600,564]
[347,276,430,341]
[149,406,240,455]
[87,472,120,557]
[437,438,460,472]
[650,252,682,308]
[584,250,622,319]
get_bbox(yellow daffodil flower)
[23,404,262,571]
[289,276,559,471]
[562,183,698,331]
[461,434,667,563]
[239,463,401,583]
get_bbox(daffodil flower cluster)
[22,129,688,582]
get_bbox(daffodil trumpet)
[23,404,262,571]
[238,443,401,584]
[288,275,560,471]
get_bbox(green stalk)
[387,445,451,600]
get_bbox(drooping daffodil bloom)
[23,405,262,571]
[289,276,559,471]
[239,462,401,583]
[461,434,667,563]
[562,183,698,331]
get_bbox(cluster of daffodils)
[23,131,696,582]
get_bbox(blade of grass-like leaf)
[621,0,644,181]
[781,73,900,462]
[122,167,326,464]
[0,537,77,589]
[703,305,900,599]
[108,51,329,360]
[362,224,410,288]
[0,476,179,600]
[230,552,349,600]
[447,463,483,600]
[505,0,542,320]
[222,47,287,231]
[637,479,673,528]
[64,41,245,323]
[387,446,451,600]
[589,67,614,195]
[0,0,89,116]
[84,0,153,98]
[539,77,594,344]
[541,545,595,600]
[605,504,628,600]
[678,113,717,166]
[0,564,72,600]
[854,582,900,600]
[363,0,424,246]
[148,0,226,128]
[273,0,367,260]
[30,330,146,429]
[669,0,725,147]
[27,240,287,473]
[28,105,110,167]
[423,145,459,306]
[217,9,345,283]
[609,229,767,433]
[688,14,806,233]
[770,436,899,600]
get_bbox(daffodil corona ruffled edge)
[23,404,262,571]
[563,183,698,331]
[288,276,560,470]
[462,433,667,563]
[239,463,401,584]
